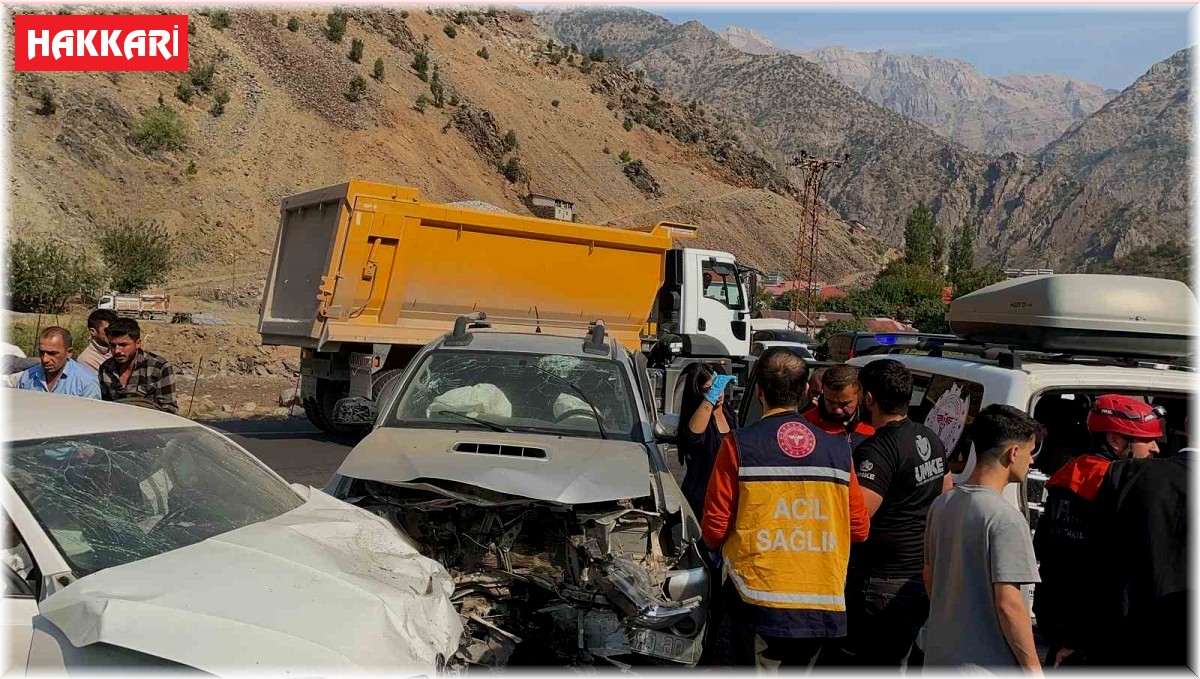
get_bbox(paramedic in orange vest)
[703,347,871,671]
[804,364,875,447]
[1032,394,1164,667]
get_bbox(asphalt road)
[211,418,690,488]
[210,419,359,489]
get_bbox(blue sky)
[626,5,1191,90]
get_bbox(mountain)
[7,7,894,288]
[720,27,782,56]
[798,46,1117,155]
[536,8,1190,269]
[1037,48,1190,259]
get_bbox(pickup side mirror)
[654,413,680,445]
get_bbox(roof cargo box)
[948,274,1196,359]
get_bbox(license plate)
[627,628,701,664]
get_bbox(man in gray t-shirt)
[924,404,1045,674]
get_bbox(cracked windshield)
[5,427,303,577]
[387,352,637,440]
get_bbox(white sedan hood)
[40,487,462,676]
[338,428,654,505]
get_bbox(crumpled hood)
[40,487,462,677]
[337,428,654,505]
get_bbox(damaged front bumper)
[343,479,710,668]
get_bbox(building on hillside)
[525,193,576,222]
[759,272,786,286]
[762,280,849,300]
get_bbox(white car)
[3,391,462,676]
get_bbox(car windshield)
[5,427,304,578]
[385,350,639,440]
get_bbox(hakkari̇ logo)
[15,14,189,72]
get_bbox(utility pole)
[787,151,849,334]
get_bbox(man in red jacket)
[1032,394,1165,667]
[704,348,870,671]
[804,364,875,447]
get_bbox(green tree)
[947,219,976,285]
[502,156,525,183]
[816,318,867,344]
[96,219,173,293]
[952,266,1006,299]
[326,12,345,42]
[931,225,947,272]
[751,289,774,315]
[902,201,936,268]
[909,297,950,333]
[372,58,385,81]
[7,238,103,312]
[411,51,429,81]
[349,38,364,63]
[287,17,299,31]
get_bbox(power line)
[787,151,849,334]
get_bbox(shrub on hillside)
[35,90,55,115]
[502,156,525,183]
[191,63,216,93]
[412,51,429,81]
[133,104,187,154]
[7,237,103,313]
[209,10,230,30]
[175,82,194,104]
[349,38,364,63]
[373,58,385,81]
[477,46,489,60]
[347,75,368,102]
[326,12,346,42]
[443,24,457,39]
[287,17,299,31]
[95,219,173,293]
[503,129,518,151]
[210,89,230,116]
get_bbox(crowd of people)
[10,309,178,413]
[679,347,1190,673]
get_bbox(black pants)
[830,573,929,667]
[733,625,824,671]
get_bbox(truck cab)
[654,249,752,360]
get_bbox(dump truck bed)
[258,180,694,352]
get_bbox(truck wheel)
[370,369,406,419]
[303,379,369,437]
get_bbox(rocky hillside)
[7,7,892,289]
[720,27,782,56]
[537,8,1189,268]
[799,46,1116,155]
[1036,48,1190,258]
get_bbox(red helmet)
[1087,394,1166,439]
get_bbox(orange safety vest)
[723,411,856,638]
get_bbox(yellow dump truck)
[258,180,754,433]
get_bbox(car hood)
[337,427,656,505]
[39,487,462,676]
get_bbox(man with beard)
[804,365,874,446]
[97,318,178,413]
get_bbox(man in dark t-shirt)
[829,359,952,667]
